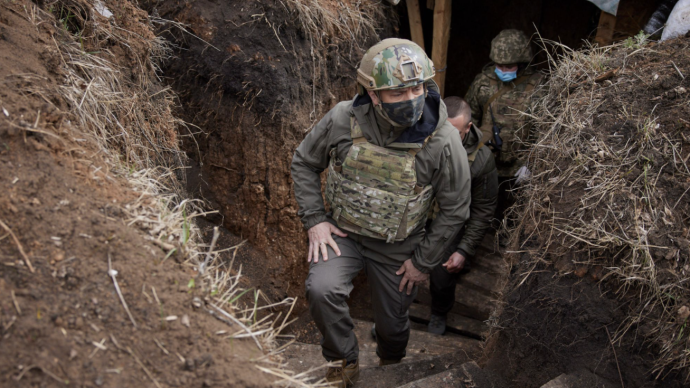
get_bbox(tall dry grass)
[508,35,690,380]
[11,0,325,386]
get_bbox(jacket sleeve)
[411,130,471,273]
[456,153,498,258]
[291,108,337,230]
[464,74,485,125]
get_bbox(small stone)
[184,358,195,371]
[75,317,84,329]
[678,306,690,322]
[69,349,78,360]
[95,375,104,386]
[54,251,65,262]
[165,315,178,321]
[181,314,190,328]
[30,198,41,206]
[192,297,202,309]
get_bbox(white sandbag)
[661,0,690,41]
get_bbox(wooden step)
[471,248,509,273]
[395,369,464,388]
[458,266,506,297]
[281,319,481,380]
[352,319,481,360]
[416,281,500,321]
[408,303,489,340]
[540,370,614,388]
[396,361,495,388]
[356,349,479,388]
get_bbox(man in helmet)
[465,29,544,179]
[291,39,471,387]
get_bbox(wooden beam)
[594,10,617,46]
[406,0,425,50]
[431,0,451,97]
[426,0,434,10]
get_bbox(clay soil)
[0,1,273,387]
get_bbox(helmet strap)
[373,91,403,128]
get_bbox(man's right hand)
[307,222,347,263]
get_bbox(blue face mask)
[495,67,517,82]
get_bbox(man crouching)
[291,39,471,387]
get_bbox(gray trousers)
[305,235,417,363]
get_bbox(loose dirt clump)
[0,1,302,386]
[489,35,690,386]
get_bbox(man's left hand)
[442,252,466,273]
[397,259,429,295]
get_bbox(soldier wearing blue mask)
[465,29,544,179]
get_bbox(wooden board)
[458,268,505,297]
[416,281,499,321]
[408,303,489,339]
[594,11,616,46]
[406,0,425,51]
[431,0,452,97]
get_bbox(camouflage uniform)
[291,39,471,367]
[464,29,544,177]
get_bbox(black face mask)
[379,93,425,128]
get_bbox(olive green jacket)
[291,84,471,273]
[456,125,498,258]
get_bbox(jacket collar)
[463,123,482,154]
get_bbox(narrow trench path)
[282,233,509,387]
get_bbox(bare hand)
[396,259,429,295]
[442,252,466,274]
[307,222,347,263]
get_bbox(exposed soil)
[0,1,273,387]
[481,36,690,386]
[148,0,397,320]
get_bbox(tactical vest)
[325,117,435,243]
[479,73,542,168]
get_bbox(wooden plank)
[397,369,463,388]
[458,268,505,297]
[408,303,489,339]
[416,282,498,321]
[352,319,480,358]
[431,0,452,97]
[406,0,425,51]
[594,11,616,46]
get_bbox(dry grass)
[279,0,387,54]
[508,35,690,380]
[12,1,325,386]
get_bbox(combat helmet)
[357,38,435,94]
[489,29,533,65]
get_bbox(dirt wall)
[149,0,396,302]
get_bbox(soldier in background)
[465,29,544,181]
[427,97,498,335]
[291,39,471,387]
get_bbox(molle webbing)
[324,116,435,243]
